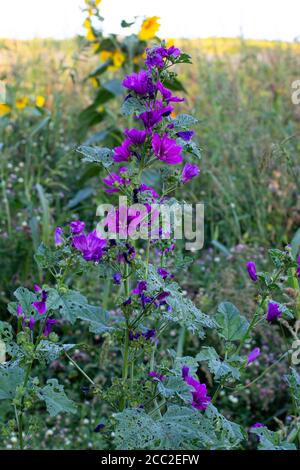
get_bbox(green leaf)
[216,302,249,342]
[0,362,25,400]
[102,79,123,96]
[291,228,300,259]
[36,341,75,364]
[36,379,77,417]
[0,321,20,358]
[196,347,240,381]
[66,187,94,209]
[158,376,192,402]
[121,96,147,116]
[46,289,113,334]
[77,145,114,168]
[35,243,61,269]
[285,368,300,412]
[7,287,37,317]
[173,113,198,130]
[179,139,202,160]
[250,427,296,450]
[158,405,201,450]
[88,60,110,78]
[114,408,161,450]
[204,405,245,449]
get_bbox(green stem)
[65,352,95,385]
[176,326,186,357]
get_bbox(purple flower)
[28,317,35,331]
[54,227,63,246]
[132,281,147,294]
[122,70,153,96]
[251,422,265,428]
[181,162,200,183]
[72,230,107,262]
[43,318,57,337]
[123,297,132,306]
[246,261,257,282]
[176,130,194,141]
[145,49,165,69]
[156,81,184,103]
[124,128,147,145]
[266,302,282,322]
[166,45,181,58]
[70,220,86,235]
[296,254,300,278]
[113,272,122,285]
[157,267,173,280]
[33,284,42,292]
[137,184,159,200]
[138,109,163,129]
[142,329,156,340]
[129,330,141,341]
[94,423,105,433]
[182,365,211,410]
[103,167,131,193]
[148,371,165,381]
[247,347,261,365]
[16,304,23,317]
[113,139,132,162]
[32,290,48,315]
[152,133,183,164]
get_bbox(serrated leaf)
[34,242,62,269]
[36,341,75,364]
[216,302,249,342]
[36,379,77,417]
[77,145,114,168]
[121,96,147,116]
[114,408,161,450]
[173,113,198,130]
[7,287,37,317]
[250,427,296,450]
[196,347,240,381]
[0,362,25,400]
[46,289,113,334]
[158,376,192,401]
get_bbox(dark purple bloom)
[72,230,107,262]
[129,330,140,341]
[113,139,132,162]
[251,422,265,428]
[117,243,136,264]
[157,267,173,280]
[33,284,42,292]
[166,45,181,58]
[16,304,23,317]
[138,109,163,129]
[182,365,211,410]
[113,272,122,284]
[152,133,183,164]
[266,302,282,322]
[32,290,48,315]
[123,297,132,306]
[124,128,147,146]
[176,130,194,141]
[247,347,261,365]
[70,220,86,235]
[156,81,184,103]
[54,227,63,246]
[103,167,131,193]
[28,317,35,331]
[145,48,165,69]
[142,329,156,340]
[246,261,257,282]
[122,70,153,96]
[148,371,165,381]
[43,318,57,337]
[94,423,105,433]
[181,162,200,183]
[296,254,300,278]
[132,281,147,294]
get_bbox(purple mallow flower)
[122,70,153,96]
[181,162,200,183]
[94,423,105,433]
[113,272,122,285]
[54,227,63,246]
[152,133,183,164]
[72,230,107,262]
[124,128,147,146]
[113,139,132,162]
[157,267,173,280]
[43,318,57,337]
[103,167,131,193]
[70,220,85,235]
[251,422,265,428]
[176,130,194,141]
[182,365,211,410]
[266,302,282,322]
[138,109,163,129]
[16,304,23,317]
[296,254,300,278]
[246,261,257,282]
[247,347,261,365]
[148,371,165,381]
[156,81,184,103]
[32,290,48,315]
[132,281,147,295]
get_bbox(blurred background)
[0,0,300,449]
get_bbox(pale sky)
[0,0,299,41]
